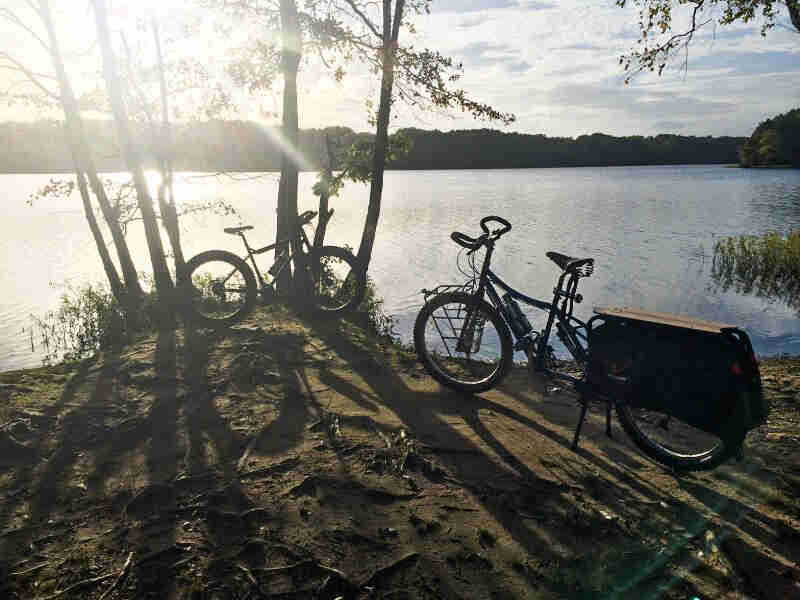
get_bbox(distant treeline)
[738,108,800,168]
[0,120,745,173]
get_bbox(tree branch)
[343,0,382,38]
[0,6,51,54]
[0,52,58,99]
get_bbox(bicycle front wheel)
[303,246,366,314]
[184,250,257,328]
[616,401,740,471]
[414,292,513,393]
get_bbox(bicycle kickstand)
[571,397,589,451]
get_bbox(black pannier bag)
[587,310,767,446]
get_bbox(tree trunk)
[92,0,174,310]
[37,0,142,306]
[788,1,800,33]
[152,18,186,284]
[313,135,335,250]
[356,0,404,271]
[75,169,125,300]
[275,0,301,294]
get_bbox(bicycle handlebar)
[451,231,486,250]
[451,216,512,250]
[480,215,512,236]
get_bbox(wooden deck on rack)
[593,306,734,334]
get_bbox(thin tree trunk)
[788,1,800,33]
[152,18,186,284]
[37,0,142,305]
[275,0,301,294]
[356,0,404,271]
[313,135,335,251]
[92,0,174,308]
[75,169,125,301]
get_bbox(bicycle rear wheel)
[303,246,365,314]
[616,402,740,471]
[184,250,257,328]
[414,292,513,393]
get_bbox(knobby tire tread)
[305,246,366,315]
[184,249,257,328]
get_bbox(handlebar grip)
[451,231,482,250]
[480,216,512,236]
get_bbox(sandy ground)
[0,307,798,599]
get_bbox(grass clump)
[31,282,156,365]
[712,229,800,312]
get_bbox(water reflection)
[712,229,800,316]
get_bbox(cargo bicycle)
[414,216,767,471]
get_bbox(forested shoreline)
[1,120,746,173]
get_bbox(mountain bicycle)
[413,216,765,471]
[184,210,365,328]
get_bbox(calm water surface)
[2,165,799,371]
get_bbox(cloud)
[548,82,736,119]
[519,1,556,9]
[431,0,516,13]
[688,50,800,77]
[432,0,553,13]
[507,60,532,73]
[454,41,534,73]
[457,16,491,28]
[560,42,610,51]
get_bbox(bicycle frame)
[230,222,316,293]
[469,241,592,387]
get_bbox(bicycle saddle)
[546,251,594,276]
[224,225,254,235]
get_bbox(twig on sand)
[253,558,350,581]
[39,572,119,600]
[98,551,133,600]
[363,553,420,587]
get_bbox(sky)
[1,0,799,138]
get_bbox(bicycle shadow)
[302,317,717,597]
[303,314,799,599]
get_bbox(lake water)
[2,165,800,371]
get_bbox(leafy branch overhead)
[617,0,800,81]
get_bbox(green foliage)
[617,0,800,80]
[32,283,141,364]
[712,229,800,313]
[389,128,744,168]
[313,131,412,197]
[738,108,800,168]
[357,276,398,342]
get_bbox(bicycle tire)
[184,249,257,328]
[300,246,366,314]
[616,402,741,471]
[414,292,513,393]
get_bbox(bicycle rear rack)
[420,281,477,303]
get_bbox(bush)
[712,230,800,312]
[358,276,398,342]
[32,282,150,364]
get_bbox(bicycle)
[184,210,366,328]
[413,216,765,471]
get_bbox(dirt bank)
[0,307,798,599]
